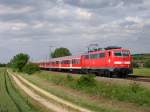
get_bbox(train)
[35,46,133,77]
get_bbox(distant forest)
[0,63,6,67]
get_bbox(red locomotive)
[36,46,133,77]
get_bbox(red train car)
[36,46,133,77]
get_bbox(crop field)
[0,68,38,112]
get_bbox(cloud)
[63,0,143,9]
[125,16,142,23]
[0,0,150,63]
[0,4,33,15]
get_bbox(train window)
[100,53,105,58]
[72,59,80,64]
[122,51,130,56]
[90,54,99,59]
[89,53,105,59]
[84,55,89,59]
[62,60,70,64]
[56,61,59,64]
[114,51,122,56]
[52,62,55,64]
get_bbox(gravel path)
[8,70,92,112]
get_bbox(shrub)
[51,76,64,85]
[129,82,141,93]
[66,74,74,81]
[77,74,96,88]
[23,63,40,74]
[144,60,150,68]
[132,62,139,68]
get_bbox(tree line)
[6,47,71,74]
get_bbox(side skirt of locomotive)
[81,67,133,77]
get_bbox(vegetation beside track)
[133,68,150,76]
[132,53,150,68]
[18,70,150,112]
[0,68,41,112]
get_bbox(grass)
[36,71,150,106]
[133,68,150,76]
[0,68,41,112]
[19,70,150,112]
[0,69,18,112]
[20,72,121,112]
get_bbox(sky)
[0,0,150,63]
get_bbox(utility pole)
[49,45,54,60]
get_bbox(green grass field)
[133,68,150,76]
[19,70,150,112]
[0,68,40,112]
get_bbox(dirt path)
[7,71,92,112]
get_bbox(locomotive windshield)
[114,51,122,56]
[122,50,130,56]
[114,50,130,56]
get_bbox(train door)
[106,51,113,67]
[99,52,106,67]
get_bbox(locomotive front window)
[114,51,122,56]
[122,51,130,56]
[114,50,130,56]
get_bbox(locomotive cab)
[110,49,133,76]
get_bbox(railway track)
[127,75,150,83]
[42,70,150,83]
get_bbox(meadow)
[20,70,150,112]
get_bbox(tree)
[51,47,71,58]
[0,63,6,67]
[9,53,29,71]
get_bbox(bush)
[144,60,150,68]
[129,82,141,93]
[23,63,40,74]
[133,62,139,68]
[66,74,73,81]
[77,74,96,88]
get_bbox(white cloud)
[75,8,92,19]
[125,16,142,23]
[0,4,33,15]
[0,21,28,31]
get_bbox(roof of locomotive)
[86,47,130,54]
